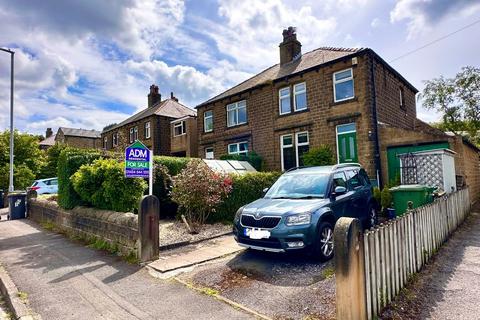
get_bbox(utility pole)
[1,48,15,192]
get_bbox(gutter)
[369,50,383,187]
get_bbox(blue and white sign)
[125,140,150,178]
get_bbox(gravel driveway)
[179,249,336,320]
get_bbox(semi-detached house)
[196,27,480,192]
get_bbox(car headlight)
[234,207,244,222]
[285,213,311,226]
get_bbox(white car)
[30,178,58,194]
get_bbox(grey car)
[233,164,376,261]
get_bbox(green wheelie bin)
[390,184,435,216]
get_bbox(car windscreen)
[265,173,329,199]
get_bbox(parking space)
[178,249,336,320]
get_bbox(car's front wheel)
[313,221,334,261]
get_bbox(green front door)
[337,123,358,163]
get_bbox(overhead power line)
[389,18,480,63]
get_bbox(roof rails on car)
[332,163,361,170]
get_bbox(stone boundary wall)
[28,198,138,256]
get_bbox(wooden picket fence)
[364,188,470,320]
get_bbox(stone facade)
[197,48,419,182]
[28,198,138,256]
[56,129,101,149]
[170,116,198,157]
[101,86,196,156]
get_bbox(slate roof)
[198,47,364,107]
[197,46,419,107]
[39,134,57,146]
[59,127,101,138]
[103,98,196,133]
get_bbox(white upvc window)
[129,128,134,143]
[145,122,151,139]
[205,147,214,159]
[399,87,405,108]
[280,131,310,171]
[295,131,310,167]
[279,87,291,115]
[112,133,118,147]
[204,110,213,132]
[228,141,248,155]
[134,126,138,141]
[173,121,186,136]
[226,100,247,127]
[103,137,108,149]
[281,134,294,171]
[293,82,307,111]
[333,68,355,102]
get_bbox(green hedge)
[212,171,281,223]
[219,152,264,171]
[153,156,192,216]
[57,148,101,209]
[71,159,147,212]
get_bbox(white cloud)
[371,18,381,28]
[390,0,480,38]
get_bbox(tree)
[423,66,480,143]
[0,130,46,190]
[39,143,67,178]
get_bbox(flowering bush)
[171,159,232,232]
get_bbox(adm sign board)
[125,141,150,178]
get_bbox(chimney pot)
[170,91,179,102]
[46,128,53,138]
[148,84,161,107]
[279,26,302,65]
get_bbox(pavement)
[149,235,243,276]
[381,205,480,320]
[0,215,252,320]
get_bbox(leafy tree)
[423,66,480,143]
[39,143,67,178]
[0,130,45,190]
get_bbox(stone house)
[196,27,480,195]
[39,127,101,149]
[101,85,197,157]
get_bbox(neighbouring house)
[196,27,480,198]
[39,127,101,149]
[101,85,197,157]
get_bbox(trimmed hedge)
[57,148,101,209]
[71,159,147,212]
[212,171,282,223]
[219,152,264,171]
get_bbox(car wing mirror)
[262,187,269,196]
[333,186,347,197]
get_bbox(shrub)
[213,171,282,223]
[373,187,381,209]
[219,152,264,171]
[0,164,35,190]
[39,143,67,179]
[71,159,147,212]
[152,156,192,216]
[171,159,232,232]
[302,145,335,167]
[57,148,101,209]
[380,187,393,211]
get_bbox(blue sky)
[0,0,479,135]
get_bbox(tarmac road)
[0,215,252,320]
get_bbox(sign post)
[125,141,153,195]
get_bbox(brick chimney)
[170,92,179,102]
[148,84,161,108]
[279,26,302,65]
[46,128,53,138]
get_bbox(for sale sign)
[125,141,150,178]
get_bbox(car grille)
[236,235,283,249]
[241,215,281,229]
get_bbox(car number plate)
[244,228,270,239]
